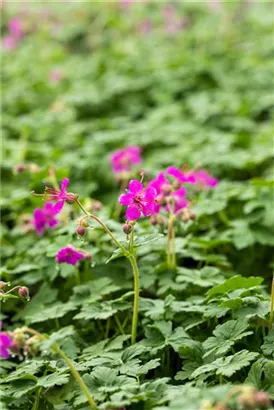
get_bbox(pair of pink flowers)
[3,17,24,50]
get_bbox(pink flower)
[0,331,12,359]
[166,166,196,184]
[190,170,219,188]
[8,18,23,39]
[3,35,18,50]
[148,172,172,213]
[56,246,85,265]
[110,146,142,174]
[119,180,157,220]
[49,69,63,83]
[44,178,76,213]
[33,202,59,235]
[168,187,188,214]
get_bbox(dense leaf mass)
[1,2,274,410]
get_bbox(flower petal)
[128,180,143,195]
[61,178,69,192]
[126,205,141,220]
[53,200,65,214]
[144,186,157,201]
[119,192,133,206]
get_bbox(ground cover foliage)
[1,1,274,410]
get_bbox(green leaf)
[192,350,259,379]
[207,275,263,300]
[203,319,253,358]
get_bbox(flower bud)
[81,220,89,228]
[123,223,132,235]
[253,391,271,407]
[66,193,77,205]
[76,225,86,237]
[18,286,30,301]
[14,164,27,173]
[10,340,21,354]
[0,281,9,290]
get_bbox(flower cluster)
[118,164,218,222]
[110,146,142,175]
[3,17,24,50]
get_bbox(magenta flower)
[166,166,196,184]
[56,246,85,265]
[148,172,172,213]
[33,202,59,235]
[44,178,76,213]
[0,332,12,359]
[110,146,142,174]
[8,18,23,39]
[119,180,157,220]
[190,170,219,188]
[168,187,188,214]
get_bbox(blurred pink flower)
[3,35,18,50]
[8,18,23,39]
[56,246,85,265]
[139,19,152,34]
[110,146,142,174]
[49,69,63,83]
[190,170,219,188]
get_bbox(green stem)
[53,344,97,410]
[21,328,98,410]
[75,199,129,256]
[114,315,125,335]
[167,215,176,269]
[74,267,81,286]
[128,254,140,344]
[76,199,140,344]
[269,277,274,331]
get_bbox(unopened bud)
[83,251,92,261]
[90,200,102,212]
[253,391,271,407]
[18,286,30,301]
[123,223,132,235]
[10,340,21,354]
[66,193,77,205]
[14,164,27,173]
[76,225,86,237]
[0,281,9,290]
[81,220,89,227]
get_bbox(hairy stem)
[21,328,97,410]
[75,199,140,344]
[128,254,140,344]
